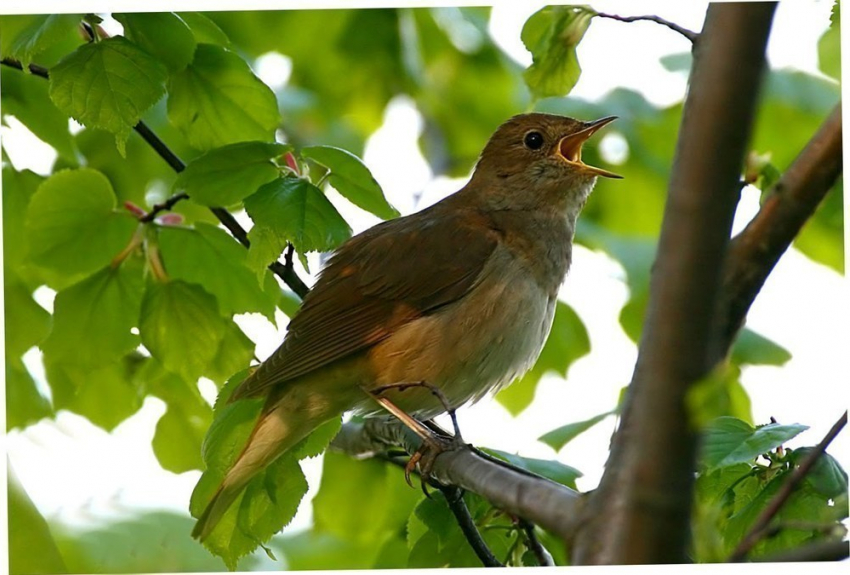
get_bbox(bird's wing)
[229,208,499,400]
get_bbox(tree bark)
[572,2,777,564]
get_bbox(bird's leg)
[365,381,464,494]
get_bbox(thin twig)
[590,11,699,43]
[729,410,848,562]
[0,57,310,299]
[519,519,555,566]
[439,485,504,567]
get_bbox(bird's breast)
[359,243,558,419]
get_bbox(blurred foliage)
[1,3,845,572]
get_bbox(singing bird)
[192,113,621,541]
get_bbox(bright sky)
[2,0,847,566]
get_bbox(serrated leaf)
[700,417,809,470]
[0,14,81,68]
[41,262,145,368]
[158,223,276,319]
[818,2,840,80]
[496,301,589,416]
[49,37,168,153]
[25,168,139,280]
[521,6,592,100]
[244,177,351,274]
[114,12,197,73]
[538,411,613,451]
[167,43,280,150]
[139,280,228,383]
[173,141,289,207]
[176,12,230,46]
[730,328,792,366]
[301,145,398,219]
[0,66,76,161]
[44,352,146,431]
[792,447,848,499]
[484,448,582,489]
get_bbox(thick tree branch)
[331,419,585,544]
[1,57,310,299]
[729,410,848,562]
[573,3,776,564]
[716,103,843,356]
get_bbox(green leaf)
[3,167,44,278]
[687,365,753,429]
[277,531,382,570]
[176,12,231,46]
[204,321,256,385]
[49,37,168,153]
[730,328,791,367]
[4,279,50,358]
[153,381,213,473]
[792,447,848,499]
[114,12,197,73]
[301,145,399,219]
[521,6,592,99]
[0,13,81,68]
[25,168,139,281]
[0,66,76,161]
[244,177,351,274]
[538,411,614,451]
[158,223,277,319]
[173,141,289,207]
[41,262,145,369]
[8,465,68,575]
[167,43,280,150]
[484,449,582,489]
[6,358,53,431]
[139,280,229,383]
[700,417,808,470]
[293,416,342,459]
[818,2,840,80]
[45,352,146,431]
[496,301,589,416]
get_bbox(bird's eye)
[523,131,544,150]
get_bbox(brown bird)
[192,112,621,541]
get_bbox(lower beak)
[557,116,623,179]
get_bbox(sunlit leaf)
[176,12,231,46]
[115,12,197,73]
[49,37,168,153]
[700,417,808,470]
[0,13,81,68]
[8,465,67,575]
[521,6,592,99]
[167,43,280,150]
[25,168,139,281]
[539,411,614,451]
[173,141,289,207]
[301,145,399,219]
[818,2,840,80]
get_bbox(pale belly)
[356,248,558,419]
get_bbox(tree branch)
[573,3,777,564]
[519,519,555,567]
[330,419,585,544]
[729,410,848,562]
[438,485,504,567]
[716,103,843,356]
[589,11,699,43]
[0,57,310,299]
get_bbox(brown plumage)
[192,112,621,541]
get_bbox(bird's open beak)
[556,116,623,179]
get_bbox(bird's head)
[468,112,621,215]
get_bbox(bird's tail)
[191,388,327,542]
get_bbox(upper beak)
[556,116,623,179]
